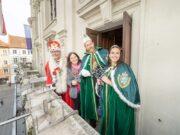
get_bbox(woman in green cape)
[100,45,140,135]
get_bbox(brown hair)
[108,45,123,66]
[67,52,81,68]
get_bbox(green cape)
[80,47,108,120]
[111,63,140,108]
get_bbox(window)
[22,58,26,63]
[45,0,57,27]
[13,50,17,54]
[3,50,7,55]
[14,58,18,64]
[4,60,8,65]
[28,50,32,54]
[50,0,56,21]
[22,50,26,54]
[14,68,17,72]
[4,68,8,74]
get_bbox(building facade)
[0,41,10,83]
[0,35,32,83]
[30,0,180,135]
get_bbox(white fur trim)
[95,51,105,65]
[83,55,90,69]
[79,55,90,75]
[95,83,100,97]
[81,69,91,77]
[49,57,57,81]
[111,69,140,109]
[105,67,111,73]
[48,56,67,93]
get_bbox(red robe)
[45,62,74,108]
[45,62,53,86]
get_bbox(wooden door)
[101,31,115,50]
[122,11,132,65]
[86,28,101,46]
[86,28,115,49]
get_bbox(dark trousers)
[89,119,97,128]
[73,92,81,115]
[89,91,99,128]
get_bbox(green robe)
[100,63,140,135]
[80,47,108,120]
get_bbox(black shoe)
[89,119,96,128]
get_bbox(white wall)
[74,11,87,58]
[139,0,180,134]
[64,0,74,54]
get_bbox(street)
[0,84,15,135]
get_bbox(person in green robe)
[100,45,140,135]
[80,34,108,128]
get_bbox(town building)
[0,40,10,83]
[0,35,32,83]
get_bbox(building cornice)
[43,31,56,41]
[30,0,42,13]
[27,17,36,26]
[77,0,106,18]
[77,0,140,29]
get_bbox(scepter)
[90,66,105,117]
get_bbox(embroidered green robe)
[100,63,140,135]
[80,47,108,120]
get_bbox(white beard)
[49,56,67,93]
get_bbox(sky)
[0,0,30,42]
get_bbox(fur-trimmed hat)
[48,40,61,51]
[83,34,91,45]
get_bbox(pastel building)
[0,35,32,83]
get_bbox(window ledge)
[44,18,57,31]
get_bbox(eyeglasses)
[51,51,61,53]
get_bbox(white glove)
[81,69,91,77]
[49,84,56,90]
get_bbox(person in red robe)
[45,37,74,108]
